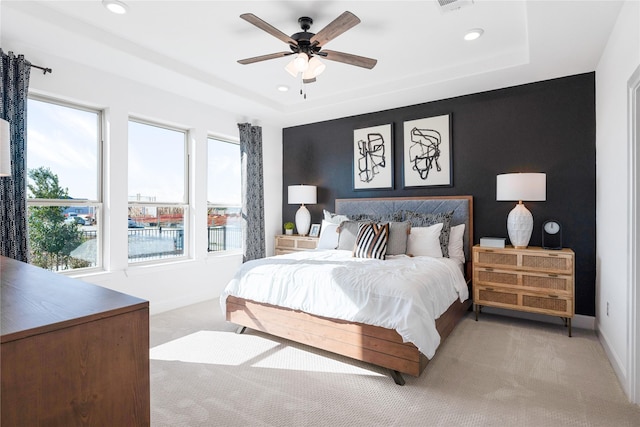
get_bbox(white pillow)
[406,223,444,258]
[317,220,340,249]
[448,224,466,264]
[323,209,349,225]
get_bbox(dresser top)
[1,256,148,343]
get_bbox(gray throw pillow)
[386,221,411,255]
[337,221,364,250]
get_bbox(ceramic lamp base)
[507,202,533,248]
[295,204,311,236]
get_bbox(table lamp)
[496,173,546,248]
[288,184,317,236]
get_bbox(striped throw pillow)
[353,222,389,259]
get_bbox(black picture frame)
[402,114,453,188]
[353,123,394,190]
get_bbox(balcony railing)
[207,225,242,252]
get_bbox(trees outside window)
[27,167,87,270]
[26,97,101,272]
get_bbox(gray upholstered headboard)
[335,196,474,265]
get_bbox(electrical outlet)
[607,302,610,316]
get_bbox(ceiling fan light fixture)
[285,60,299,77]
[102,0,128,14]
[293,53,309,72]
[464,28,484,41]
[306,57,326,78]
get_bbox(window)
[207,137,241,253]
[128,119,187,263]
[26,97,102,272]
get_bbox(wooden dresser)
[472,245,575,336]
[1,256,150,426]
[275,234,318,255]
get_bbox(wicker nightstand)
[275,234,318,255]
[472,245,575,336]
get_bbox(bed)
[222,196,473,385]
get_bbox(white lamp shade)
[288,185,317,205]
[285,59,299,77]
[305,57,326,78]
[0,119,11,177]
[496,173,546,201]
[293,53,309,72]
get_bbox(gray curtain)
[0,50,31,262]
[238,123,265,262]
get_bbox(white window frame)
[26,95,104,274]
[207,136,242,255]
[127,118,189,265]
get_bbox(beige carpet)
[150,300,640,426]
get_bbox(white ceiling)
[1,1,623,128]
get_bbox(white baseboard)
[478,306,595,330]
[597,322,629,397]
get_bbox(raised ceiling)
[1,1,623,127]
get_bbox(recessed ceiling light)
[464,28,484,41]
[277,85,289,92]
[103,0,128,15]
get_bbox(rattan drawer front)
[477,288,518,306]
[276,237,296,248]
[477,251,517,267]
[297,239,318,250]
[476,269,517,286]
[522,254,572,273]
[275,235,318,253]
[522,274,571,292]
[522,294,569,314]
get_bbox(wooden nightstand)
[275,234,319,255]
[472,245,575,336]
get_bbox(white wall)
[16,49,283,314]
[595,0,640,401]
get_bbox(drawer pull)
[484,267,494,272]
[548,274,558,277]
[484,250,494,253]
[485,287,494,291]
[548,253,559,257]
[548,294,559,298]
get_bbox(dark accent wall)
[282,73,596,316]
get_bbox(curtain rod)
[30,64,52,74]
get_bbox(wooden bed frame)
[226,196,473,385]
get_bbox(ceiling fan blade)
[240,13,297,46]
[320,50,377,69]
[237,52,293,65]
[310,11,360,47]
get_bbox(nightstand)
[472,245,575,336]
[275,234,319,255]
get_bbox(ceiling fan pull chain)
[299,73,307,99]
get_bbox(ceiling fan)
[237,11,377,84]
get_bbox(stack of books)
[480,237,506,248]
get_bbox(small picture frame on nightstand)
[309,223,321,237]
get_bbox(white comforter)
[220,249,469,358]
